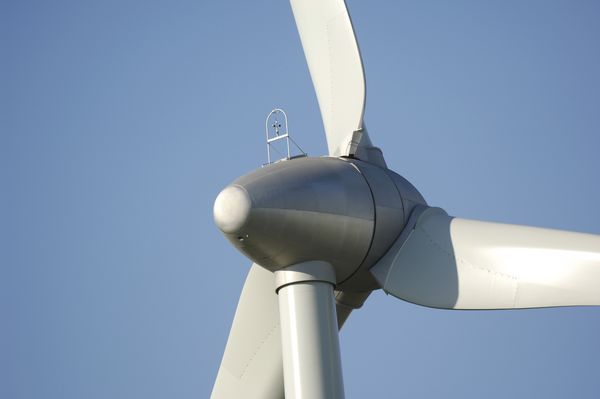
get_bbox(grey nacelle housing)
[213,156,426,292]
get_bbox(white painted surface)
[211,265,283,399]
[376,208,600,309]
[289,0,370,156]
[276,264,344,399]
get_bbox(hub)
[213,156,426,291]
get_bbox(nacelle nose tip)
[213,185,252,234]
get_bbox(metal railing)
[265,109,306,165]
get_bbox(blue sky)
[3,1,600,398]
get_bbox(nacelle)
[214,156,426,291]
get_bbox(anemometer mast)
[265,109,306,164]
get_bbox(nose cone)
[213,185,252,234]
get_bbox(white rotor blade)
[211,264,283,399]
[372,208,600,309]
[290,0,371,157]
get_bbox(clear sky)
[3,1,600,398]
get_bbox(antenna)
[265,109,306,165]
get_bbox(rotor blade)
[371,207,600,309]
[289,0,371,157]
[211,264,371,398]
[211,264,283,399]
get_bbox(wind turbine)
[211,1,600,398]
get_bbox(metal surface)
[337,159,406,290]
[275,262,345,399]
[334,290,371,327]
[384,168,428,218]
[265,109,306,164]
[214,156,429,291]
[216,157,375,283]
[372,207,600,309]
